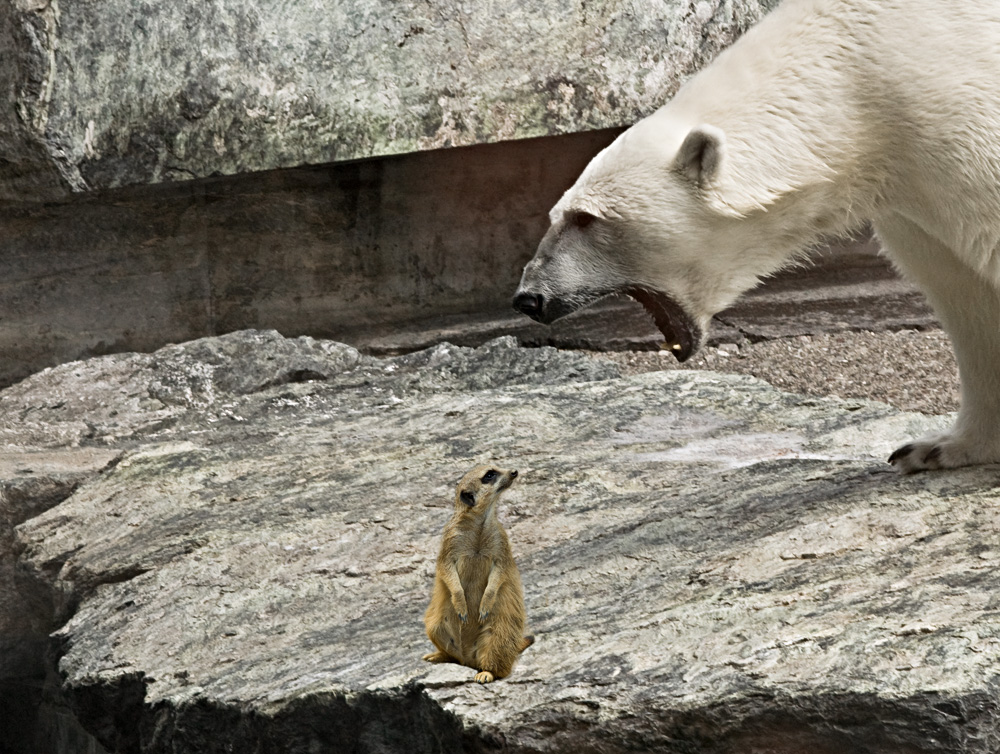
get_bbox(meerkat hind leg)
[424,619,463,665]
[474,670,495,684]
[422,650,456,663]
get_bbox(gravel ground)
[588,328,959,415]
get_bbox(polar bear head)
[513,117,789,362]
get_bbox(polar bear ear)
[675,125,725,188]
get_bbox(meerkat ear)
[460,490,475,506]
[675,124,725,187]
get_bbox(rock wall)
[0,136,918,393]
[0,0,778,199]
[3,331,999,753]
[0,128,621,388]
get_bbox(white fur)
[516,0,1000,471]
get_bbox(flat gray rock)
[1,0,778,198]
[4,331,1000,753]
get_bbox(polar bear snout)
[512,288,588,324]
[511,290,563,324]
[512,291,544,320]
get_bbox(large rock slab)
[0,0,778,198]
[5,331,1000,752]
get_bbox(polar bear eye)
[570,211,596,229]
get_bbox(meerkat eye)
[481,470,498,484]
[570,210,596,229]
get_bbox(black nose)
[513,292,544,318]
[510,470,518,478]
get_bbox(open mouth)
[623,286,700,362]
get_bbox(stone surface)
[0,0,778,199]
[4,330,1000,753]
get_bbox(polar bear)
[512,0,1000,473]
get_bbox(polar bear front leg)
[875,214,1000,472]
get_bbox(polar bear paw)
[888,432,998,473]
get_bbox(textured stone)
[0,0,778,198]
[4,331,1000,752]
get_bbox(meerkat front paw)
[479,589,497,622]
[422,651,451,663]
[474,671,495,684]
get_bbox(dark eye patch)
[481,469,498,483]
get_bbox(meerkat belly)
[457,554,494,619]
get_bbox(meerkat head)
[455,464,519,512]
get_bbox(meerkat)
[423,464,534,683]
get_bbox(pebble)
[588,329,959,415]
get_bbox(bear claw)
[887,443,914,465]
[889,442,945,473]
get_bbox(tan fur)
[422,465,534,683]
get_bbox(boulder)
[0,0,778,199]
[4,331,1000,753]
